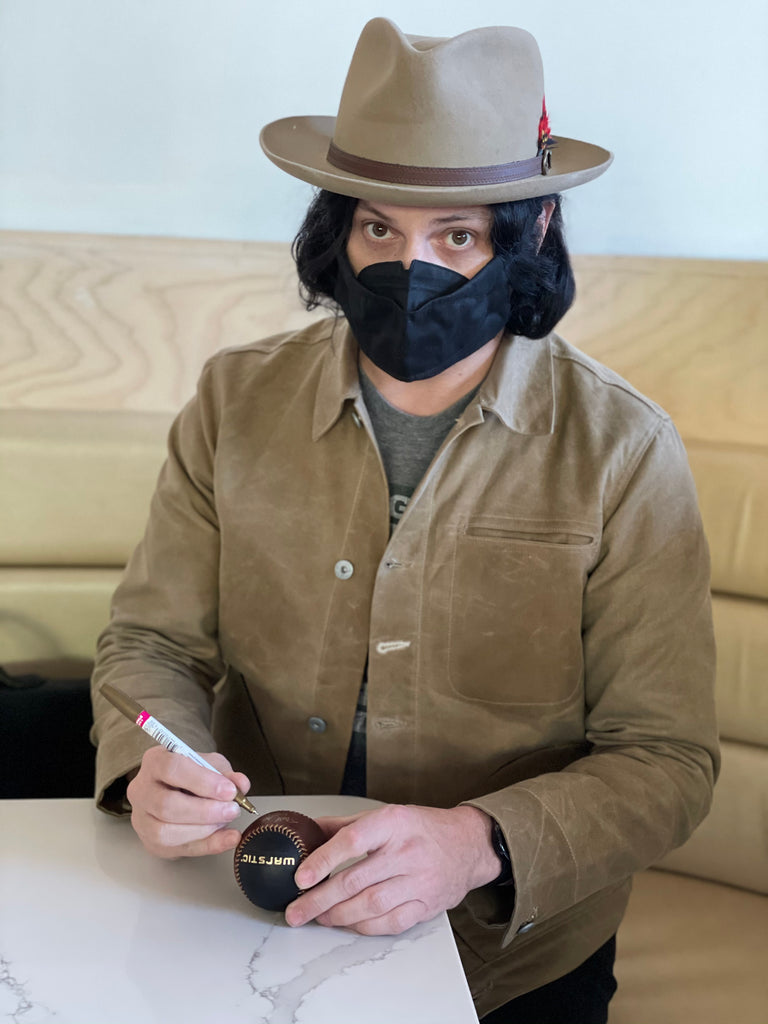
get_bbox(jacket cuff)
[93,724,154,814]
[462,790,576,946]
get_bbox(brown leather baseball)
[234,810,326,912]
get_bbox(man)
[91,19,718,1022]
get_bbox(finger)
[165,753,240,802]
[134,816,242,859]
[200,754,251,799]
[144,746,239,803]
[294,809,393,890]
[310,813,367,841]
[201,763,252,812]
[287,846,398,927]
[201,751,235,773]
[348,900,425,937]
[139,783,241,827]
[313,875,412,928]
[228,771,252,798]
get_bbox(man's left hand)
[284,803,501,935]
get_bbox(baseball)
[234,809,326,912]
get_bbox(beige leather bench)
[1,231,766,1021]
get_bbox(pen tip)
[238,795,258,815]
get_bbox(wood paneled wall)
[1,230,765,447]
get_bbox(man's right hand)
[126,745,250,859]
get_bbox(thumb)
[311,812,366,841]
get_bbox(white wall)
[1,0,765,258]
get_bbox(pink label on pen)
[136,710,150,728]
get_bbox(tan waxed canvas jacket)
[91,318,719,1015]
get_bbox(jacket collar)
[312,321,361,441]
[312,320,556,441]
[477,331,556,435]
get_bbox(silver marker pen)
[100,682,257,814]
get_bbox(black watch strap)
[491,820,514,886]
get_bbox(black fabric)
[480,936,618,1024]
[0,667,95,798]
[334,253,512,382]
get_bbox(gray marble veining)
[0,797,478,1024]
[245,921,441,1023]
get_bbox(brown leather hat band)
[327,140,548,186]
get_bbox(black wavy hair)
[291,189,575,339]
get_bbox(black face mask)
[333,253,512,382]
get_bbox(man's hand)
[284,803,501,935]
[126,745,251,859]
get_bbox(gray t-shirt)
[340,370,480,796]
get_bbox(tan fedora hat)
[260,18,612,206]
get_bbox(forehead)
[354,199,492,227]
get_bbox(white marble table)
[0,796,479,1024]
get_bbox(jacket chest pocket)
[447,516,598,706]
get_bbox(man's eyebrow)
[428,210,489,225]
[355,201,395,221]
[356,201,489,226]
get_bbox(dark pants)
[480,936,617,1024]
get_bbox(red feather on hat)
[538,97,552,153]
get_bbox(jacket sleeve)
[465,417,719,943]
[90,362,225,812]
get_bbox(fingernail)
[217,780,236,800]
[295,868,313,889]
[284,906,303,927]
[223,803,239,820]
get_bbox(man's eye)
[447,230,471,248]
[365,222,392,240]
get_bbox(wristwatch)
[491,820,514,886]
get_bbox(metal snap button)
[307,716,327,733]
[334,559,354,580]
[516,907,539,935]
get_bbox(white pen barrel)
[138,714,221,775]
